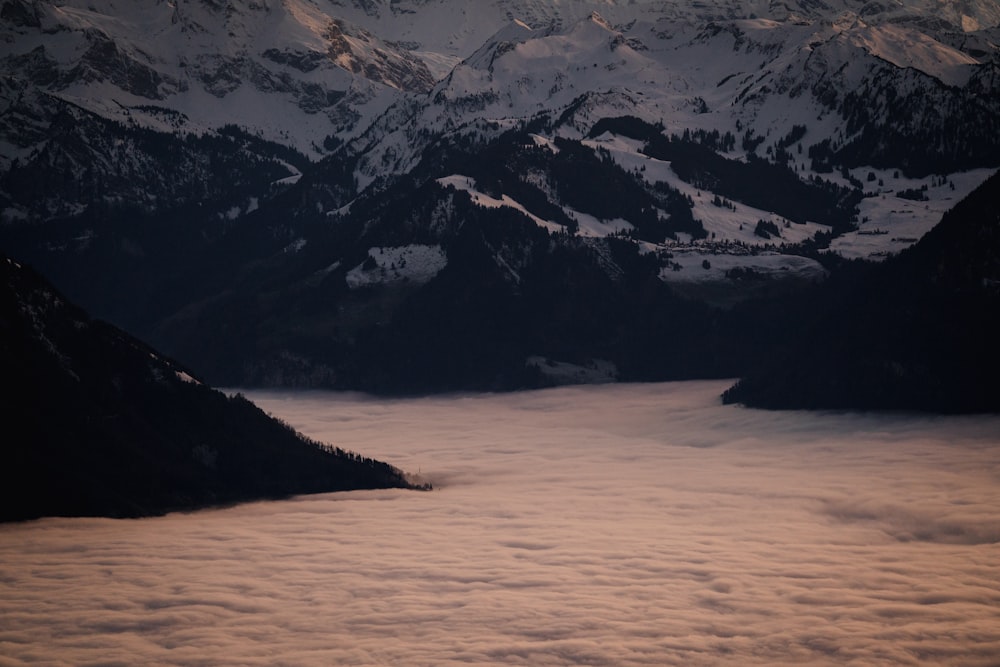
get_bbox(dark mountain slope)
[0,257,416,522]
[723,169,1000,413]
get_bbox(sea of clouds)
[2,380,998,666]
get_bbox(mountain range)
[2,0,999,409]
[0,255,418,521]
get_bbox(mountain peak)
[461,18,547,70]
[550,8,622,49]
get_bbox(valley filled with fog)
[2,381,998,665]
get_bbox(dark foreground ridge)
[724,170,1000,413]
[0,257,419,522]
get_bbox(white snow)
[345,244,448,288]
[529,133,559,152]
[284,239,308,253]
[582,133,831,247]
[658,248,826,285]
[438,174,631,238]
[346,0,997,228]
[3,0,997,259]
[437,175,565,234]
[840,21,980,87]
[174,370,200,385]
[568,209,633,238]
[830,168,995,260]
[2,0,424,158]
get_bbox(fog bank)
[2,381,998,665]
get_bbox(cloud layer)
[2,381,999,666]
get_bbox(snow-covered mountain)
[334,2,998,296]
[352,7,997,181]
[313,0,1000,54]
[1,0,433,153]
[2,0,999,394]
[0,0,439,220]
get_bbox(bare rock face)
[322,18,436,92]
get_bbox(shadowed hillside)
[723,170,1000,413]
[0,257,418,522]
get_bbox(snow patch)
[284,239,307,253]
[831,168,995,260]
[844,23,980,86]
[437,175,565,234]
[175,370,200,385]
[529,133,559,152]
[582,134,829,246]
[526,356,618,385]
[346,245,447,288]
[566,209,633,238]
[659,249,826,285]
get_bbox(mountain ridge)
[1,255,419,522]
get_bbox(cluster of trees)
[587,118,737,154]
[753,219,782,239]
[435,128,706,244]
[811,75,1000,177]
[583,117,861,230]
[897,185,929,201]
[643,132,860,231]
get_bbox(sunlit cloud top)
[2,381,999,665]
